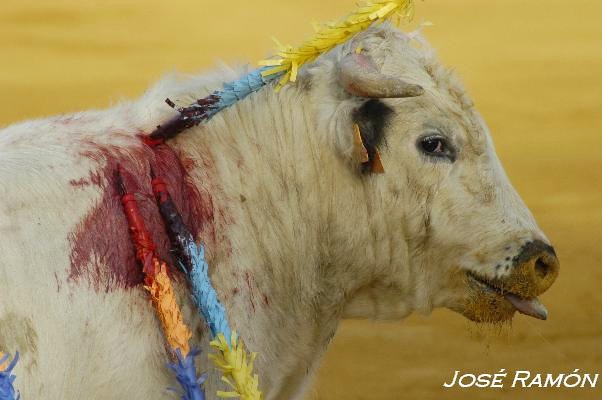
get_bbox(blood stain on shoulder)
[67,138,228,292]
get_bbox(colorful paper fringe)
[0,352,19,400]
[152,176,262,400]
[116,169,205,400]
[185,240,232,345]
[204,67,283,121]
[260,0,415,89]
[150,67,283,141]
[150,0,415,142]
[143,255,192,355]
[168,349,207,400]
[151,175,196,270]
[152,177,232,344]
[209,333,261,400]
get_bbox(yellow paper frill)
[0,352,7,371]
[209,332,262,400]
[259,0,415,89]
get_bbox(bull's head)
[306,23,559,323]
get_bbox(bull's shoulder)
[0,67,233,254]
[0,110,146,294]
[0,109,121,197]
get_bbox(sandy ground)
[1,1,600,399]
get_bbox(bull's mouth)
[466,271,548,320]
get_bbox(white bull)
[0,24,558,399]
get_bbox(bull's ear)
[309,42,422,174]
[352,99,392,174]
[337,51,421,174]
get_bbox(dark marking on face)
[68,140,227,291]
[352,99,393,173]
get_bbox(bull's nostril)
[509,240,559,297]
[535,257,549,278]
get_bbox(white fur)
[0,24,548,399]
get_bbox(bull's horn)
[338,53,424,98]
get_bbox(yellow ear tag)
[353,123,370,163]
[372,149,385,174]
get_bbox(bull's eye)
[417,135,456,162]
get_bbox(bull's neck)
[171,85,410,397]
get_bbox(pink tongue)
[504,293,548,320]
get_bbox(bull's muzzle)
[466,240,560,321]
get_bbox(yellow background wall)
[1,1,600,399]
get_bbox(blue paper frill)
[205,67,284,120]
[167,348,206,400]
[0,352,19,400]
[185,241,233,346]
